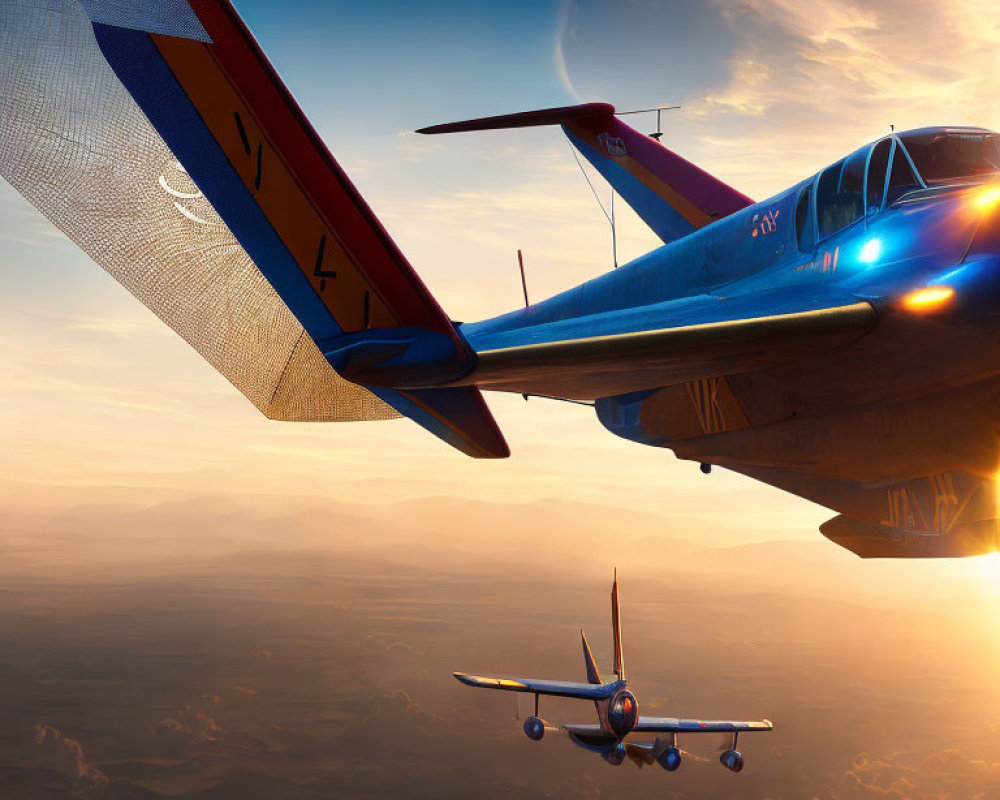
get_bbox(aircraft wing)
[632,717,773,734]
[459,293,877,400]
[0,0,507,458]
[453,673,615,700]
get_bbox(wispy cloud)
[683,0,1000,195]
[554,0,580,100]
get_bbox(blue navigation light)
[859,237,882,264]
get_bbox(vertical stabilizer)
[581,630,602,685]
[611,571,625,681]
[417,103,753,245]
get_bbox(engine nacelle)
[606,689,639,739]
[523,716,548,741]
[657,746,682,772]
[720,749,744,773]
[602,742,627,766]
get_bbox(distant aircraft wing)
[632,717,773,734]
[460,295,877,400]
[562,723,618,749]
[453,673,615,700]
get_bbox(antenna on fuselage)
[516,249,530,307]
[615,104,681,141]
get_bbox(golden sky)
[8,4,1000,797]
[3,0,1000,597]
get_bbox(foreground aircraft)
[454,576,772,771]
[4,0,1000,557]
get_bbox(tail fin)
[581,629,603,685]
[80,1,507,458]
[611,571,625,681]
[418,103,753,245]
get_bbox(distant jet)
[454,576,772,772]
[6,0,1000,557]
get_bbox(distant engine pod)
[523,716,547,741]
[657,746,682,772]
[720,749,744,773]
[602,742,627,766]
[607,689,639,739]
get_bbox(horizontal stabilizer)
[419,102,752,243]
[453,672,615,700]
[417,103,614,134]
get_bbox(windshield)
[899,130,1000,185]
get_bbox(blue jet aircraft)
[454,575,772,772]
[2,0,1000,558]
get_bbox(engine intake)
[606,689,639,739]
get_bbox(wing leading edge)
[459,300,877,400]
[632,717,773,734]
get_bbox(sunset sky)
[6,0,1000,534]
[4,1,1000,798]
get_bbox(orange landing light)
[973,185,1000,211]
[902,285,955,312]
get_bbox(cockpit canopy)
[899,128,1000,186]
[795,126,1000,252]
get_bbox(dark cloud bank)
[0,494,999,799]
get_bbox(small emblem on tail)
[598,133,628,157]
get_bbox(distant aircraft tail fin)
[418,103,753,244]
[581,629,603,685]
[611,571,625,681]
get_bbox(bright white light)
[859,238,881,264]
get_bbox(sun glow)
[973,551,1000,589]
[973,185,1000,212]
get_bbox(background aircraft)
[2,0,1000,558]
[455,575,772,772]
